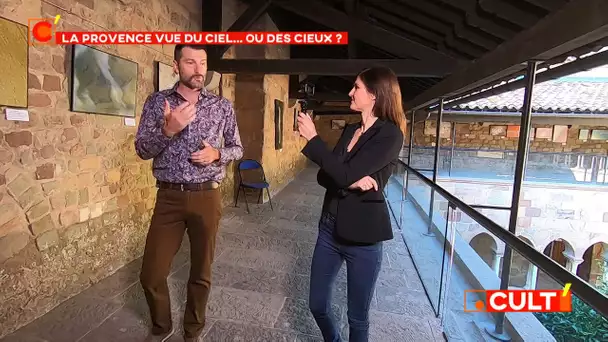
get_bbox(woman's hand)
[297,112,318,141]
[348,176,378,192]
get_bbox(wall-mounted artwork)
[274,99,284,150]
[506,125,520,138]
[424,120,451,138]
[535,127,552,139]
[552,125,568,143]
[155,61,178,91]
[71,45,138,117]
[331,119,346,130]
[579,129,590,140]
[0,17,28,108]
[591,129,608,141]
[204,71,221,91]
[490,125,507,136]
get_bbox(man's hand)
[191,141,220,166]
[162,99,196,137]
[348,176,378,192]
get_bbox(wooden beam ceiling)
[209,58,454,77]
[406,0,608,111]
[271,0,459,66]
[216,0,272,57]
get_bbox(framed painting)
[70,44,138,117]
[506,125,520,138]
[490,125,507,136]
[274,99,284,150]
[552,125,568,143]
[536,127,552,139]
[591,129,608,140]
[0,17,28,108]
[331,119,346,130]
[579,129,590,140]
[155,61,179,91]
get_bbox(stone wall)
[0,0,307,337]
[222,2,308,204]
[413,120,608,154]
[315,114,361,149]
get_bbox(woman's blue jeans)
[309,212,383,342]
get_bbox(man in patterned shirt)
[135,44,243,342]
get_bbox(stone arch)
[577,241,608,287]
[469,232,498,272]
[541,238,575,267]
[510,236,535,288]
[536,238,576,290]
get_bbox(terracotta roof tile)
[449,79,608,114]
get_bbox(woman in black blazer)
[297,66,406,342]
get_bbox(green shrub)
[534,264,608,342]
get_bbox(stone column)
[493,253,503,277]
[564,254,584,274]
[526,265,538,290]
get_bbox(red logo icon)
[28,15,59,45]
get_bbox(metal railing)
[387,160,608,340]
[401,161,608,317]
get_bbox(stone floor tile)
[374,285,435,316]
[206,286,286,327]
[8,294,123,341]
[214,248,304,274]
[369,310,437,342]
[273,297,343,337]
[0,167,444,342]
[295,334,324,342]
[204,320,297,341]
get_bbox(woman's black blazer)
[301,119,404,244]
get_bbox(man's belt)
[156,180,219,191]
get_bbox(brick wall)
[0,0,307,337]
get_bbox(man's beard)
[180,73,205,90]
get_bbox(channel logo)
[28,15,60,45]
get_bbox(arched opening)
[469,233,498,274]
[577,242,608,288]
[510,236,534,288]
[536,238,575,290]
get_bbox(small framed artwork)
[552,125,568,143]
[536,127,552,139]
[591,129,608,140]
[424,120,451,138]
[507,125,520,138]
[529,128,535,141]
[578,129,590,140]
[331,119,346,130]
[274,99,284,150]
[490,125,507,136]
[155,61,179,91]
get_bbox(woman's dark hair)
[357,66,407,136]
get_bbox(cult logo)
[28,15,60,45]
[464,283,572,313]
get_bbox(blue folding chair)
[235,159,273,213]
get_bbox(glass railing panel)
[438,207,506,341]
[385,160,406,205]
[404,146,608,186]
[440,211,608,341]
[398,171,452,314]
[507,242,608,341]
